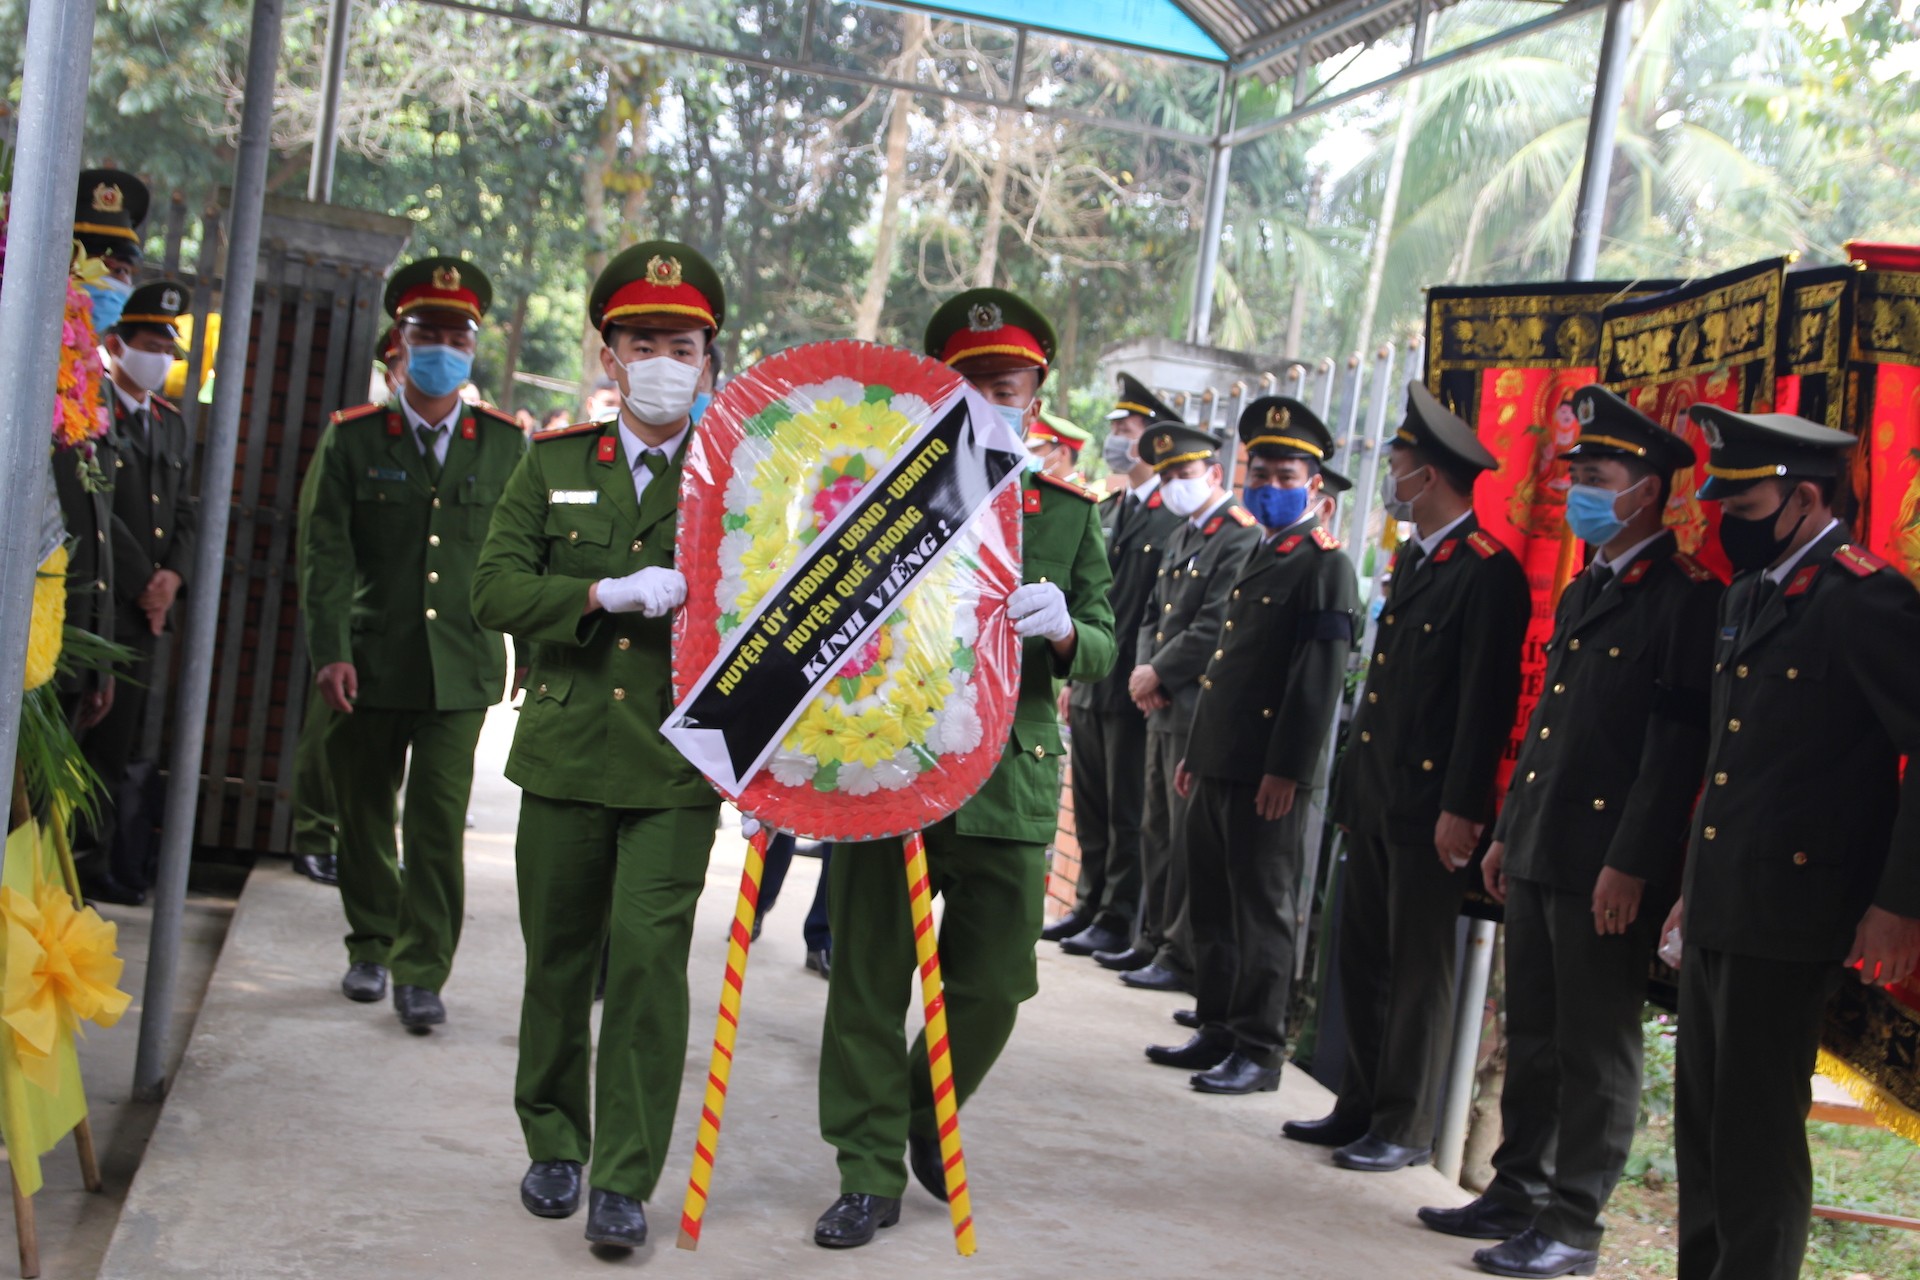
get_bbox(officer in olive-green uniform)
[1052,377,1182,962]
[1123,420,1261,995]
[1147,401,1358,1094]
[813,288,1116,1250]
[1417,387,1722,1277]
[1287,381,1530,1170]
[1673,407,1920,1280]
[471,240,727,1251]
[300,258,525,1031]
[83,279,199,902]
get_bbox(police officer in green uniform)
[1049,374,1181,962]
[1286,381,1530,1170]
[1417,387,1721,1277]
[1668,407,1920,1280]
[471,240,727,1251]
[84,276,198,902]
[299,258,525,1031]
[812,288,1116,1249]
[1120,419,1261,995]
[1147,401,1358,1092]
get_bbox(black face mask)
[1716,499,1807,574]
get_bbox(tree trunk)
[1286,172,1323,356]
[498,228,538,412]
[973,106,1019,288]
[1460,929,1508,1192]
[1351,76,1422,355]
[854,17,924,341]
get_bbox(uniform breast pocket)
[455,480,504,540]
[350,477,420,538]
[1753,647,1827,708]
[1006,718,1065,826]
[1024,555,1070,587]
[545,504,615,574]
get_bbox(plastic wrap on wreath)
[666,340,1027,841]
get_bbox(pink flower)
[835,638,880,679]
[811,474,866,531]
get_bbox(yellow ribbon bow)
[1,880,131,1094]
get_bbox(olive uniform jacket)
[959,471,1117,845]
[1069,483,1178,714]
[1331,514,1530,844]
[470,420,713,811]
[51,434,123,692]
[1494,532,1721,893]
[1184,515,1359,787]
[1683,526,1920,963]
[1136,499,1263,740]
[300,399,525,713]
[104,390,198,640]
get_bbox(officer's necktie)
[1393,541,1426,597]
[635,449,666,499]
[417,425,445,483]
[1747,575,1779,630]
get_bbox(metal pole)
[0,0,96,852]
[1186,74,1236,346]
[134,0,287,1102]
[307,0,353,203]
[1566,0,1634,281]
[1436,918,1497,1179]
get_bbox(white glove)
[597,567,687,618]
[1008,581,1074,642]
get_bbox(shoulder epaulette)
[1311,526,1341,551]
[329,402,385,427]
[1035,472,1099,502]
[1834,544,1890,578]
[472,402,520,427]
[1227,504,1255,527]
[150,392,178,414]
[532,420,605,443]
[1466,530,1503,559]
[1672,552,1717,583]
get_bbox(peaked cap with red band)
[590,240,726,334]
[1030,406,1091,454]
[384,256,492,324]
[924,287,1056,378]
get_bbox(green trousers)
[819,816,1046,1197]
[327,705,485,990]
[290,685,339,857]
[514,794,718,1202]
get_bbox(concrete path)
[100,707,1479,1278]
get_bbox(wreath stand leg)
[903,831,977,1257]
[9,1165,36,1279]
[676,826,770,1250]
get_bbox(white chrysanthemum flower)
[838,761,881,796]
[724,469,761,514]
[733,435,775,469]
[890,392,931,423]
[804,378,867,411]
[872,751,917,790]
[936,699,982,754]
[768,752,815,788]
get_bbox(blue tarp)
[912,0,1226,61]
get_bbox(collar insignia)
[1785,564,1820,597]
[1276,535,1303,555]
[1432,539,1459,563]
[1621,559,1652,585]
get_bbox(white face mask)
[115,345,174,394]
[1161,475,1213,517]
[621,355,703,427]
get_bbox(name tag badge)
[367,466,409,483]
[549,490,599,505]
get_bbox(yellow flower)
[1,879,130,1094]
[787,703,845,763]
[24,546,67,691]
[836,707,907,768]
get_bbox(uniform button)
[1525,770,1536,782]
[1735,663,1749,677]
[1608,647,1621,657]
[1421,759,1433,771]
[614,687,626,701]
[1592,797,1606,811]
[1793,851,1809,866]
[1366,691,1378,704]
[95,579,106,590]
[1224,621,1234,631]
[1539,727,1551,740]
[1232,589,1241,600]
[1190,568,1201,578]
[1727,718,1741,732]
[1032,744,1045,758]
[632,540,644,553]
[537,683,548,695]
[618,637,632,650]
[151,492,160,503]
[433,497,442,508]
[1384,614,1395,625]
[1154,632,1164,643]
[154,526,164,538]
[427,571,439,584]
[425,608,437,620]
[1552,683,1565,694]
[1201,677,1212,690]
[97,530,105,542]
[1213,649,1224,660]
[568,531,579,542]
[1714,771,1728,786]
[1787,667,1799,680]
[1715,662,1723,673]
[1158,569,1165,578]
[1374,653,1385,666]
[1569,639,1581,651]
[1143,544,1153,553]
[1261,709,1274,719]
[114,458,123,469]
[1704,826,1717,840]
[1260,596,1272,605]
[1163,603,1173,613]
[1360,731,1372,743]
[1422,623,1432,633]
[430,534,441,546]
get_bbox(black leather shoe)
[1419,1195,1536,1240]
[805,948,831,978]
[291,853,339,885]
[584,1188,648,1248]
[1060,923,1129,956]
[1281,1111,1369,1147]
[1120,962,1190,992]
[1039,910,1092,943]
[1473,1229,1598,1277]
[1191,1050,1281,1094]
[1173,1008,1201,1029]
[80,870,145,907]
[520,1159,583,1218]
[340,962,388,1003]
[394,984,446,1033]
[1333,1133,1432,1172]
[813,1193,901,1248]
[1093,945,1155,972]
[1145,1029,1232,1070]
[908,1132,947,1202]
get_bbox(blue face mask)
[405,344,473,398]
[1564,477,1648,547]
[690,391,713,424]
[85,277,133,333]
[1245,483,1311,531]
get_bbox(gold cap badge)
[432,264,462,290]
[968,302,1003,333]
[92,183,123,214]
[1699,419,1724,449]
[647,255,684,288]
[1576,396,1595,424]
[1266,406,1291,430]
[1153,434,1174,455]
[160,287,182,312]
